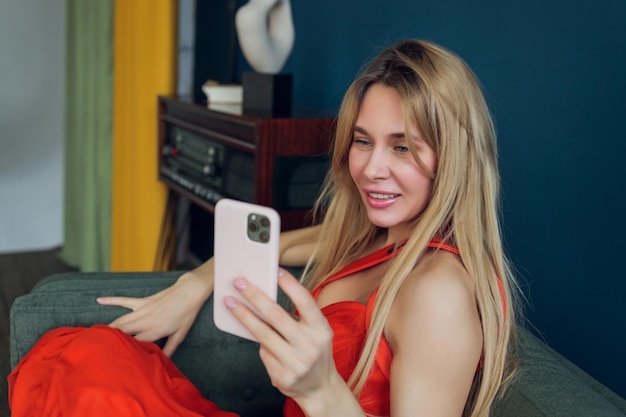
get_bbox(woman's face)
[348,83,437,242]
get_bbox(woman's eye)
[353,137,370,146]
[395,145,410,153]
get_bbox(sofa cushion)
[492,329,626,416]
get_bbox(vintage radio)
[157,96,334,231]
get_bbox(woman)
[12,39,518,417]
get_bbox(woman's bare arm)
[279,224,321,266]
[386,251,483,417]
[97,224,321,356]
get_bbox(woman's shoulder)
[385,250,480,350]
[406,249,473,299]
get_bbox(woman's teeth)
[368,193,398,199]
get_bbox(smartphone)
[213,198,281,341]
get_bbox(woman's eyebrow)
[353,125,407,139]
[353,125,369,135]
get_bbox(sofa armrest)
[10,271,181,367]
[492,328,626,417]
[10,271,285,417]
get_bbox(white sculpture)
[235,0,295,74]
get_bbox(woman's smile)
[364,190,400,209]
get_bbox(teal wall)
[230,0,626,396]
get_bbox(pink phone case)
[213,199,280,341]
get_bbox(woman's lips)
[365,191,400,209]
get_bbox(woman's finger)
[224,291,288,345]
[229,271,329,357]
[96,296,142,311]
[275,271,326,327]
[108,313,146,335]
[161,329,187,357]
[231,273,304,342]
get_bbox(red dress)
[283,239,461,417]
[8,325,238,417]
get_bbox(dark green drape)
[60,0,113,271]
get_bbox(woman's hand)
[93,225,318,359]
[224,269,365,416]
[96,261,214,357]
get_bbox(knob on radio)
[162,145,178,156]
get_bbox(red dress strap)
[328,241,407,280]
[312,238,460,296]
[426,236,460,255]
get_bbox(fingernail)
[224,296,237,310]
[96,297,104,304]
[278,267,285,276]
[233,277,247,291]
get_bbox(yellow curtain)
[111,0,176,271]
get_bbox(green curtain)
[60,0,113,271]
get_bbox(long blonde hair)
[301,39,519,416]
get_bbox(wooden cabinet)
[157,96,335,231]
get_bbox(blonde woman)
[223,39,518,416]
[13,39,518,417]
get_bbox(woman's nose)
[364,148,391,180]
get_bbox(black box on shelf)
[242,71,292,117]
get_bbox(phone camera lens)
[259,231,269,243]
[248,221,259,233]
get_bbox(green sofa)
[9,271,626,417]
